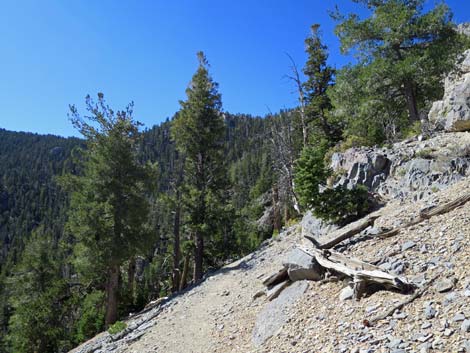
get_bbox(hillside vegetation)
[0,1,469,352]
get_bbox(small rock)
[424,305,437,319]
[388,338,403,349]
[339,286,354,301]
[421,322,432,329]
[443,328,454,337]
[461,320,470,333]
[444,292,458,305]
[394,312,407,320]
[453,313,466,322]
[419,342,432,353]
[417,333,433,342]
[462,340,470,353]
[366,304,381,314]
[435,278,455,293]
[401,241,416,251]
[451,242,462,253]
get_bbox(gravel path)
[72,178,470,353]
[120,228,302,353]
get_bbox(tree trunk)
[105,264,120,327]
[193,230,204,281]
[404,80,419,122]
[172,199,181,293]
[127,257,136,300]
[179,251,190,291]
[272,184,281,233]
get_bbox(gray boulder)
[429,49,470,132]
[282,248,322,281]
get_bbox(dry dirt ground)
[74,178,470,353]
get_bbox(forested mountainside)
[1,1,469,352]
[0,129,82,266]
[0,112,289,352]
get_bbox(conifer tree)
[171,52,227,281]
[64,93,155,327]
[331,0,465,140]
[6,229,69,353]
[303,24,340,144]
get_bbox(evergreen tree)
[63,93,156,327]
[331,0,465,141]
[171,52,227,281]
[303,24,341,144]
[6,229,70,353]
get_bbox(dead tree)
[285,53,308,148]
[269,112,301,214]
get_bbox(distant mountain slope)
[0,129,81,267]
[0,113,276,269]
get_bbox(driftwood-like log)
[375,228,400,239]
[305,214,380,249]
[266,280,291,301]
[298,247,414,299]
[366,274,439,326]
[262,268,288,287]
[374,192,470,240]
[420,193,470,219]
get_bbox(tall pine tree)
[63,93,156,327]
[303,24,341,145]
[171,52,227,281]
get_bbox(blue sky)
[0,0,468,137]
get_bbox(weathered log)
[298,247,414,299]
[375,228,400,239]
[305,214,380,249]
[419,193,470,219]
[266,280,291,301]
[262,268,288,287]
[367,274,439,326]
[374,193,470,240]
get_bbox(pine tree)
[171,52,227,281]
[63,93,156,327]
[303,24,340,144]
[331,0,465,140]
[6,229,69,353]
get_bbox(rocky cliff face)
[331,35,470,202]
[330,132,470,202]
[428,24,470,132]
[428,49,470,132]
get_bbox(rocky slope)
[71,172,470,353]
[71,29,470,353]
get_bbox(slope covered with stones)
[71,169,470,352]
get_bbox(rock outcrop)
[428,49,470,132]
[330,132,470,201]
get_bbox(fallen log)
[298,247,414,299]
[419,193,470,219]
[261,246,414,301]
[373,193,470,240]
[366,274,440,326]
[305,214,380,249]
[266,280,292,301]
[262,268,288,287]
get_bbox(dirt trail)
[122,228,302,353]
